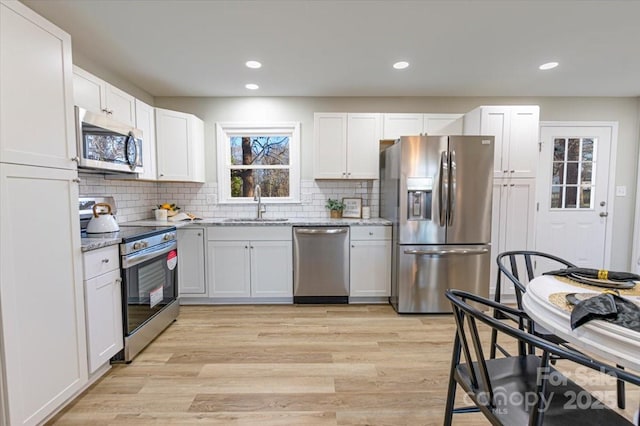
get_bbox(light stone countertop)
[80,236,121,252]
[122,217,392,227]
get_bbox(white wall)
[154,96,640,270]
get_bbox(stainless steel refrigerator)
[380,135,494,313]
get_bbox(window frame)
[216,122,301,204]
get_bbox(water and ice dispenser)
[406,177,433,220]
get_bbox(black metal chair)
[444,289,640,426]
[491,250,576,359]
[491,250,627,409]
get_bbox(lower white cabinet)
[349,226,392,298]
[178,228,207,296]
[207,227,292,300]
[82,246,123,374]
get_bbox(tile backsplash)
[79,174,380,223]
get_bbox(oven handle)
[121,240,177,269]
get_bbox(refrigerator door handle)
[448,149,456,227]
[439,151,448,227]
[403,247,489,256]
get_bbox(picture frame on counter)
[342,197,362,218]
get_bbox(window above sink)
[216,122,301,204]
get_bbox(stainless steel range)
[80,197,179,363]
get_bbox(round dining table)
[522,275,640,372]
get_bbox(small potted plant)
[325,198,345,218]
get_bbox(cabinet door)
[73,65,106,115]
[85,269,123,373]
[507,106,539,178]
[491,179,536,301]
[479,107,511,179]
[134,99,157,180]
[382,113,423,140]
[250,241,292,298]
[105,84,135,127]
[350,240,391,297]
[190,115,206,183]
[0,163,87,426]
[313,113,347,178]
[423,113,464,136]
[347,113,382,179]
[1,2,76,170]
[155,108,192,181]
[178,228,207,295]
[208,241,251,298]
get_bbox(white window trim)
[216,122,300,204]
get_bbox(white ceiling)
[22,0,640,98]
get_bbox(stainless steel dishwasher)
[293,226,350,303]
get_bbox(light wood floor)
[48,304,638,425]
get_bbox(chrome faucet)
[254,184,265,219]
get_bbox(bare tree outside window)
[230,136,290,198]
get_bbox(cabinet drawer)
[83,246,119,280]
[208,226,291,241]
[350,226,391,240]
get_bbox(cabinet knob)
[369,232,373,235]
[107,110,113,115]
[101,258,109,263]
[503,170,509,173]
[245,245,248,249]
[352,245,355,248]
[71,156,80,162]
[342,172,346,176]
[101,108,108,113]
[197,233,202,236]
[73,178,81,183]
[510,184,515,187]
[510,170,515,173]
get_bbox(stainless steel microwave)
[75,106,143,174]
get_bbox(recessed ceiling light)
[245,60,262,69]
[539,62,559,70]
[245,83,259,90]
[393,61,410,70]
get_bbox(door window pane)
[549,137,597,209]
[553,139,566,161]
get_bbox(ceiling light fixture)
[245,60,262,69]
[393,61,410,70]
[245,83,259,90]
[539,62,559,70]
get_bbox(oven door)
[121,240,178,336]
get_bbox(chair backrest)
[496,250,576,308]
[445,289,640,423]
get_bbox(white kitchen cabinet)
[73,65,136,127]
[207,227,292,300]
[382,113,464,140]
[313,113,382,179]
[463,105,540,179]
[0,0,77,171]
[349,226,392,299]
[0,164,87,426]
[82,246,123,374]
[1,2,88,425]
[155,107,205,182]
[178,228,207,296]
[489,179,536,301]
[134,99,157,180]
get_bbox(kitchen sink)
[223,218,289,223]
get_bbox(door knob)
[599,212,609,217]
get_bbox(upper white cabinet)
[382,113,464,140]
[314,113,382,179]
[73,66,136,127]
[134,99,157,180]
[0,0,77,170]
[155,107,205,182]
[463,106,540,179]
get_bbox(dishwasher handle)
[295,228,348,235]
